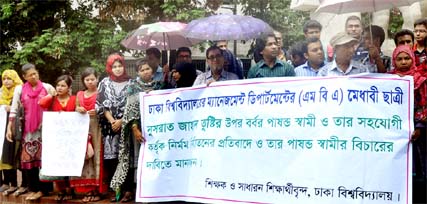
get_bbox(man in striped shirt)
[247,34,295,78]
[295,38,325,77]
[318,32,369,76]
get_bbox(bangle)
[132,123,138,128]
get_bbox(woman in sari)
[96,53,130,201]
[0,70,22,196]
[6,63,55,201]
[71,67,106,202]
[39,75,77,201]
[389,45,426,203]
[110,60,164,202]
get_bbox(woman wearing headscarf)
[172,62,197,88]
[5,63,55,201]
[95,53,130,201]
[389,45,427,134]
[0,70,22,196]
[110,60,165,202]
[389,45,426,202]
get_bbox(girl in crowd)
[110,60,164,202]
[6,63,55,201]
[389,45,426,202]
[96,53,130,202]
[71,67,106,203]
[0,70,22,196]
[39,75,77,201]
[171,62,197,88]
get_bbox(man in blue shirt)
[318,32,368,76]
[193,46,239,86]
[145,47,164,81]
[295,38,325,76]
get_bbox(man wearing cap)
[318,32,368,76]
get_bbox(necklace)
[57,95,69,106]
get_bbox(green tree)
[238,0,309,49]
[1,0,220,83]
[1,0,126,83]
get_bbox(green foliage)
[1,0,309,82]
[0,0,125,83]
[388,8,404,39]
[238,0,309,51]
[362,9,403,39]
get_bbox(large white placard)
[0,106,7,159]
[137,74,413,204]
[41,112,89,176]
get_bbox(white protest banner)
[0,106,7,159]
[137,74,413,204]
[41,112,89,176]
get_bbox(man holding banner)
[193,46,239,86]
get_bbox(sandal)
[120,191,134,203]
[88,190,102,202]
[63,187,75,201]
[111,195,119,202]
[55,190,65,201]
[26,191,43,201]
[3,186,17,196]
[0,184,9,192]
[13,187,28,197]
[89,194,102,202]
[82,191,93,203]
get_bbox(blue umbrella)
[183,14,274,41]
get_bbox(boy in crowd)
[413,18,427,66]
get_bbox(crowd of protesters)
[0,16,426,203]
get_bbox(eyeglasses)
[414,29,427,34]
[207,54,223,60]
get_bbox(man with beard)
[295,38,325,76]
[247,34,295,78]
